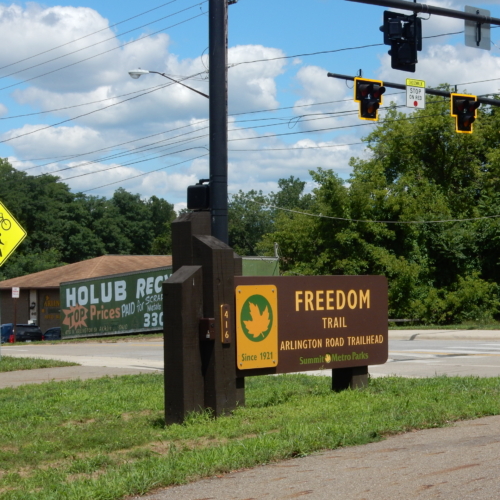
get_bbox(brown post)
[193,234,238,416]
[163,265,205,424]
[171,211,211,272]
[332,366,369,392]
[233,253,245,406]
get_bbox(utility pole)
[209,0,228,244]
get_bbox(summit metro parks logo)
[240,294,274,342]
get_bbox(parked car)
[43,327,61,341]
[1,323,13,343]
[15,324,43,342]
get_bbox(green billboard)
[60,267,172,338]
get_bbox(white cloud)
[10,0,494,208]
[2,124,107,158]
[378,42,500,96]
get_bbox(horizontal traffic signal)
[450,93,480,134]
[354,77,386,121]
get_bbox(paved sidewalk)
[132,415,500,500]
[0,365,158,389]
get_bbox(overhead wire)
[0,0,184,71]
[9,83,494,172]
[0,70,207,145]
[0,11,207,92]
[54,110,445,189]
[65,100,493,193]
[80,153,209,193]
[59,146,209,181]
[0,1,208,81]
[33,102,417,177]
[252,202,500,225]
[13,96,479,179]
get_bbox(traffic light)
[450,93,480,134]
[354,77,386,121]
[380,11,422,73]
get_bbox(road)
[371,338,500,378]
[2,335,500,380]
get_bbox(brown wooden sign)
[234,275,388,375]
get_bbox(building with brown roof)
[0,255,172,333]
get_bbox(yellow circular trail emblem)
[240,294,273,342]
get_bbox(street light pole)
[128,69,209,99]
[209,0,228,244]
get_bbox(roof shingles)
[0,255,172,289]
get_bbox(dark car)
[15,324,43,342]
[43,327,61,341]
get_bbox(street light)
[128,69,209,99]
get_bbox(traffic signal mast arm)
[345,0,500,26]
[327,73,500,107]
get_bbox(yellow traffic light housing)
[354,77,386,121]
[450,93,480,134]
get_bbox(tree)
[0,159,177,278]
[260,93,500,322]
[228,190,274,256]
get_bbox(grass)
[0,373,499,499]
[0,356,79,373]
[15,332,164,345]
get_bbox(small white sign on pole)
[12,287,20,299]
[406,79,426,109]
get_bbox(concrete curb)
[389,329,500,341]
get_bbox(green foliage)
[413,274,500,325]
[248,95,500,324]
[0,373,499,498]
[0,161,176,278]
[229,190,273,255]
[0,356,79,372]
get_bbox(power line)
[37,130,209,177]
[7,81,497,167]
[254,202,500,225]
[55,111,445,188]
[0,2,207,81]
[227,30,467,69]
[11,101,466,179]
[47,106,483,192]
[0,71,207,145]
[36,112,359,177]
[79,153,209,193]
[59,146,208,181]
[18,118,209,168]
[0,0,183,71]
[0,82,171,121]
[0,12,206,92]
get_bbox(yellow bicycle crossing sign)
[0,202,27,267]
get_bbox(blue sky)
[0,0,499,210]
